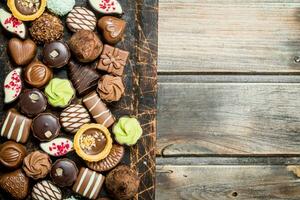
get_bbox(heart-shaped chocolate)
[0,169,29,199]
[8,38,37,66]
[98,16,126,45]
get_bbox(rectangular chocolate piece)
[1,109,32,143]
[83,92,115,128]
[97,44,129,77]
[72,167,105,200]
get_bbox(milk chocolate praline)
[68,30,103,63]
[50,158,78,187]
[19,89,47,117]
[24,60,53,88]
[43,41,71,68]
[32,113,61,142]
[0,141,27,168]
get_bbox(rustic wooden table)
[156,0,300,199]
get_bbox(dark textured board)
[0,0,157,199]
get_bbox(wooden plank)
[157,81,300,156]
[0,0,157,199]
[156,164,300,200]
[159,0,300,73]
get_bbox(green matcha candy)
[113,117,143,146]
[45,78,75,108]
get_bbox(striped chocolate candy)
[72,167,105,199]
[32,180,62,200]
[66,7,97,33]
[1,109,32,143]
[83,92,115,128]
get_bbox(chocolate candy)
[4,68,22,104]
[1,109,32,143]
[86,144,124,172]
[32,180,62,200]
[97,75,125,102]
[43,41,71,68]
[68,60,100,96]
[51,158,79,187]
[89,0,122,15]
[83,92,115,128]
[0,141,27,168]
[60,104,91,134]
[68,30,103,63]
[97,44,129,76]
[72,167,105,199]
[8,38,37,65]
[24,60,53,88]
[98,16,126,45]
[8,0,47,21]
[66,7,96,33]
[32,113,61,142]
[0,169,29,200]
[23,151,52,180]
[40,137,73,157]
[19,89,47,117]
[0,8,27,39]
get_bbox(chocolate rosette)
[22,151,52,180]
[97,75,125,102]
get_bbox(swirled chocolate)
[0,141,26,168]
[24,60,53,88]
[22,151,52,180]
[97,75,124,102]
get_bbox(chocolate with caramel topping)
[15,0,41,15]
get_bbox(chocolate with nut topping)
[80,128,107,155]
[15,0,41,15]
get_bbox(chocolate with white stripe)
[72,167,105,199]
[32,180,62,200]
[66,7,96,33]
[83,92,115,128]
[1,109,32,143]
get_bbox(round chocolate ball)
[32,113,61,142]
[19,89,47,117]
[50,158,78,187]
[43,41,71,68]
[24,60,53,88]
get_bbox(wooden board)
[0,0,157,199]
[159,0,300,73]
[157,79,300,156]
[156,164,300,200]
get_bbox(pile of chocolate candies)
[0,0,143,199]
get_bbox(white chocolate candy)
[40,138,74,157]
[89,0,122,15]
[0,8,26,39]
[4,68,22,104]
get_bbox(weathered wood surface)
[157,80,300,156]
[156,164,300,200]
[0,0,157,199]
[159,0,300,73]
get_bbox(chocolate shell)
[0,141,26,168]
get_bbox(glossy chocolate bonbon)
[0,141,27,168]
[51,158,78,187]
[43,41,71,68]
[19,89,47,117]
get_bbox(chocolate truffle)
[51,158,78,187]
[98,16,126,45]
[30,13,64,44]
[60,104,91,134]
[66,6,96,32]
[97,75,125,102]
[23,151,52,180]
[68,60,100,96]
[19,89,47,117]
[1,109,32,143]
[24,60,53,88]
[0,169,29,200]
[86,144,124,172]
[105,165,140,200]
[43,41,71,68]
[0,141,27,168]
[68,30,103,63]
[8,38,37,66]
[83,92,115,128]
[32,180,62,200]
[32,113,61,142]
[72,167,105,199]
[97,44,129,77]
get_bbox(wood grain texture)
[157,81,300,156]
[156,165,300,200]
[159,0,300,73]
